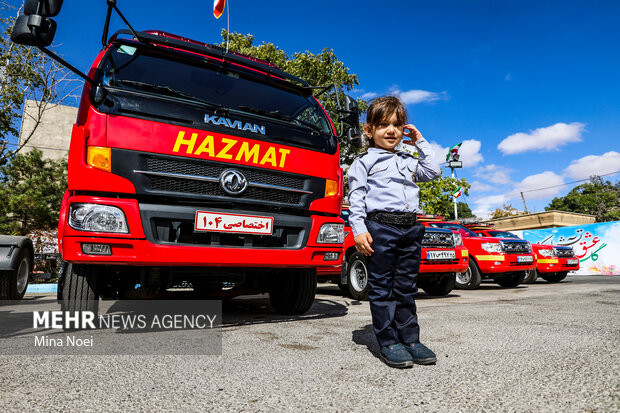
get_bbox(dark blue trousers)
[365,220,425,347]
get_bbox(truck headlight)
[453,233,463,246]
[538,249,555,257]
[317,223,344,244]
[69,203,129,233]
[481,242,502,253]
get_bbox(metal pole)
[226,0,230,53]
[520,191,529,214]
[452,167,458,220]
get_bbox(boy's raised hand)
[402,124,423,146]
[354,232,374,256]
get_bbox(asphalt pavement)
[1,275,618,412]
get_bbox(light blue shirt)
[347,138,441,236]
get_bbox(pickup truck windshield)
[429,223,479,237]
[99,43,332,135]
[487,230,520,239]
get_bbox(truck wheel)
[541,272,568,283]
[0,249,31,300]
[61,264,100,316]
[523,269,538,283]
[455,260,482,290]
[347,252,370,300]
[269,268,316,315]
[337,282,349,295]
[494,271,526,288]
[422,274,456,296]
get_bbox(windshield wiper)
[236,105,324,134]
[114,80,229,114]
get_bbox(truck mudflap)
[0,235,34,300]
[0,236,33,271]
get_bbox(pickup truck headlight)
[453,233,463,246]
[69,203,129,233]
[481,242,502,253]
[317,223,344,244]
[538,248,555,257]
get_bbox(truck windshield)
[487,231,520,239]
[429,223,479,237]
[99,43,332,135]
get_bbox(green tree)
[546,176,620,222]
[490,204,525,219]
[0,149,67,235]
[418,173,471,218]
[220,30,367,166]
[456,202,474,219]
[0,2,79,163]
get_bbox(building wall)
[483,210,596,231]
[18,99,76,161]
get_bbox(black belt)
[367,211,417,227]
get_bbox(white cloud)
[563,151,620,180]
[474,164,512,184]
[360,92,378,99]
[472,194,510,219]
[497,122,586,155]
[509,171,565,200]
[429,141,448,162]
[471,180,494,192]
[459,139,484,168]
[388,87,448,105]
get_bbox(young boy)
[347,96,441,368]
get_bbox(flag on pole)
[452,186,463,198]
[446,142,462,162]
[213,0,226,19]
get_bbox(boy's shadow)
[352,324,380,357]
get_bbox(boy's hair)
[363,96,408,147]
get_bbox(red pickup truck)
[471,228,579,283]
[318,209,469,298]
[419,218,536,289]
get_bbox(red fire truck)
[318,209,469,299]
[418,217,536,289]
[12,1,360,314]
[470,227,579,283]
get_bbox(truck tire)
[494,271,526,288]
[61,264,100,316]
[347,252,370,300]
[0,248,31,300]
[523,269,538,283]
[269,268,316,315]
[541,271,568,283]
[421,274,456,296]
[456,260,482,290]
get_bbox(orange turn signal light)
[87,146,111,172]
[325,179,338,197]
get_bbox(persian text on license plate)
[195,211,273,235]
[427,250,456,260]
[517,255,534,263]
[566,259,579,265]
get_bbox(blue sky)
[6,0,620,217]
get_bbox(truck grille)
[554,247,575,258]
[141,156,309,206]
[501,241,531,254]
[421,230,455,248]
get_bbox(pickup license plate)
[517,255,534,263]
[566,259,578,265]
[195,211,273,235]
[426,250,456,260]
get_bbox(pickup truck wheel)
[269,268,316,315]
[494,271,526,288]
[541,272,568,283]
[347,252,370,300]
[0,249,31,300]
[61,264,100,316]
[455,260,482,290]
[523,269,538,283]
[421,274,456,296]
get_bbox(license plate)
[566,259,578,265]
[426,250,456,260]
[517,255,534,263]
[195,211,273,235]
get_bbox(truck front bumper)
[537,258,580,273]
[473,253,536,274]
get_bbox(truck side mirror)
[10,14,57,47]
[343,95,360,139]
[24,0,64,17]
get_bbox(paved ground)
[1,275,619,412]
